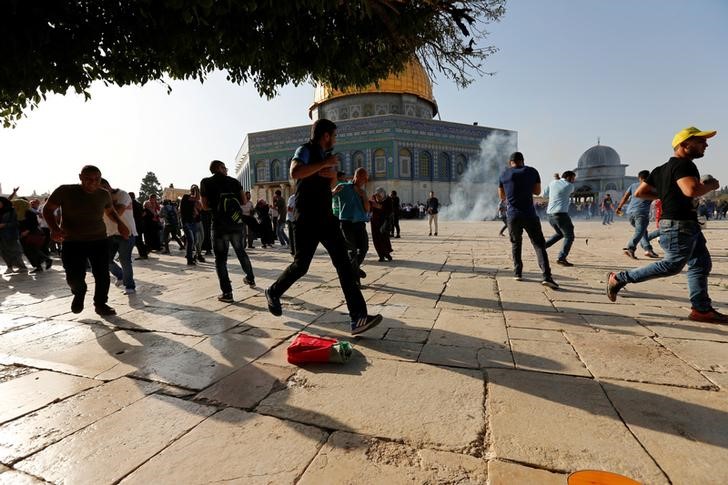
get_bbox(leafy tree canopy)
[139,171,162,203]
[0,0,505,127]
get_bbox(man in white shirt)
[543,170,576,266]
[286,193,297,256]
[101,179,138,294]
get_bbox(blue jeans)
[626,213,653,251]
[183,222,198,261]
[616,219,711,311]
[545,213,574,260]
[109,235,135,290]
[213,229,254,294]
[276,220,290,246]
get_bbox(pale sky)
[2,0,727,197]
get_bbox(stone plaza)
[1,219,728,484]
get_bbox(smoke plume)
[440,131,518,221]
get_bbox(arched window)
[455,154,467,178]
[419,151,432,180]
[399,148,412,178]
[271,159,282,180]
[374,148,386,176]
[256,160,267,182]
[353,151,365,171]
[438,152,451,180]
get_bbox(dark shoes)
[351,314,383,335]
[265,289,282,316]
[556,259,574,267]
[186,259,196,266]
[244,277,256,288]
[385,254,393,261]
[218,293,234,303]
[541,277,559,289]
[71,293,85,314]
[689,308,728,324]
[94,303,116,316]
[623,248,637,259]
[45,258,53,270]
[606,272,626,302]
[644,250,660,258]
[196,254,206,262]
[358,269,367,279]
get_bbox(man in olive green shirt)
[44,165,129,315]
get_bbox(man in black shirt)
[200,160,255,303]
[426,191,439,236]
[607,127,727,323]
[265,119,382,335]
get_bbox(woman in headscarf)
[369,187,393,262]
[255,199,275,248]
[0,197,28,273]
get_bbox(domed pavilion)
[234,59,516,205]
[572,141,638,203]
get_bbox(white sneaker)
[123,288,136,295]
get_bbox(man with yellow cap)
[606,127,727,323]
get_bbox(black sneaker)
[556,259,574,267]
[45,258,53,270]
[351,314,383,335]
[541,277,559,289]
[244,277,256,288]
[218,293,234,303]
[186,259,196,266]
[265,288,282,316]
[358,269,367,279]
[94,304,116,316]
[196,254,206,263]
[606,272,626,302]
[71,293,84,314]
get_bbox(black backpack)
[216,192,244,226]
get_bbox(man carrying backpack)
[200,160,255,302]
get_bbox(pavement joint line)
[596,379,672,483]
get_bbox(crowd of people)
[3,123,727,329]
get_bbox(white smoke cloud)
[440,131,518,221]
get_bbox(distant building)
[234,60,516,205]
[572,142,638,203]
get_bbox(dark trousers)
[163,225,184,251]
[545,212,575,261]
[201,211,213,252]
[390,216,400,237]
[61,239,110,306]
[341,221,369,282]
[134,224,148,257]
[269,215,366,320]
[213,228,254,295]
[508,215,551,279]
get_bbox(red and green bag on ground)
[287,332,353,365]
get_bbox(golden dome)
[310,59,436,117]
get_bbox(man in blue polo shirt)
[616,170,660,259]
[498,152,558,288]
[335,167,370,287]
[543,170,576,266]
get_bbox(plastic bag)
[287,332,353,365]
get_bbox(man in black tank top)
[265,119,382,335]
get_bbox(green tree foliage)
[139,171,162,204]
[0,0,505,127]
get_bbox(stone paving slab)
[657,337,728,372]
[0,371,99,425]
[195,362,295,409]
[568,333,712,388]
[602,379,728,485]
[121,408,327,485]
[511,339,591,377]
[299,431,487,484]
[487,369,667,484]
[15,394,216,485]
[487,460,567,485]
[0,469,45,484]
[0,377,159,463]
[258,357,484,450]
